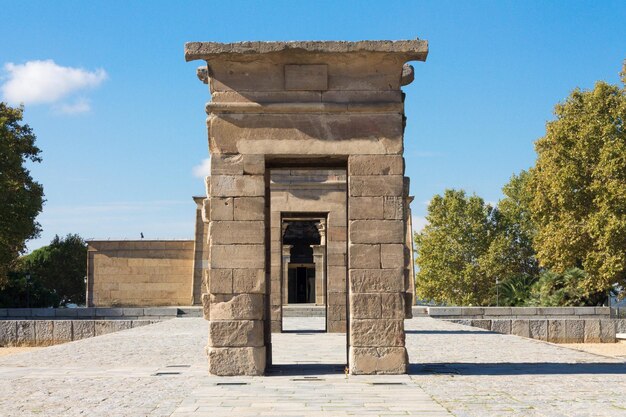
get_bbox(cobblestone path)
[1,317,624,416]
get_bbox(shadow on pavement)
[267,363,346,376]
[406,329,491,335]
[409,362,626,376]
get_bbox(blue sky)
[1,0,625,250]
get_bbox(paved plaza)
[1,317,625,416]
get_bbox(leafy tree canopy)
[528,65,626,300]
[19,234,87,305]
[0,103,44,286]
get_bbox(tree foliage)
[527,268,603,307]
[528,66,626,301]
[414,190,497,306]
[0,103,44,286]
[19,234,87,305]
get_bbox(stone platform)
[1,317,625,416]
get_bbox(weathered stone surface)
[584,319,601,343]
[209,221,264,244]
[327,319,347,333]
[232,269,266,293]
[470,320,492,331]
[208,268,233,294]
[547,320,566,343]
[491,320,512,335]
[211,154,244,175]
[511,320,530,338]
[53,320,72,343]
[207,346,266,376]
[349,269,404,293]
[350,346,407,375]
[285,64,328,91]
[381,293,405,319]
[202,293,210,321]
[210,293,264,320]
[242,155,265,175]
[564,320,584,343]
[529,319,548,341]
[210,175,264,197]
[209,320,264,347]
[350,293,381,319]
[349,244,380,269]
[16,321,35,345]
[348,197,383,220]
[349,155,403,176]
[0,321,17,346]
[210,197,234,221]
[349,176,404,197]
[350,319,404,347]
[349,220,404,244]
[600,319,616,343]
[72,320,95,340]
[210,245,264,269]
[234,197,265,221]
[35,321,54,344]
[383,196,403,220]
[380,244,404,269]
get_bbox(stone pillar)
[348,155,408,375]
[282,244,292,305]
[192,196,209,305]
[312,245,325,305]
[205,154,267,376]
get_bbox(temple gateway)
[87,39,428,376]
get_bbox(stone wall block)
[202,198,211,223]
[208,346,266,376]
[584,319,601,343]
[234,197,265,220]
[210,293,264,320]
[600,319,616,343]
[529,320,548,341]
[348,197,383,220]
[349,269,404,293]
[547,320,566,343]
[564,319,584,343]
[349,346,407,375]
[208,268,233,294]
[349,244,380,269]
[211,154,244,175]
[73,320,95,340]
[16,321,35,345]
[350,319,405,347]
[348,155,404,176]
[327,320,347,333]
[383,197,404,220]
[349,220,404,244]
[35,321,54,344]
[350,293,381,319]
[210,245,265,269]
[243,155,265,175]
[491,320,512,335]
[233,269,266,293]
[511,320,530,338]
[381,293,405,319]
[0,321,17,346]
[53,320,72,343]
[210,197,234,221]
[380,244,404,269]
[470,320,492,331]
[349,176,404,197]
[211,175,265,197]
[209,320,264,347]
[202,293,210,320]
[209,221,265,244]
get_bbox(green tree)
[20,234,87,305]
[528,268,602,306]
[0,103,44,286]
[528,64,626,302]
[414,189,497,305]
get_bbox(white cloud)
[1,60,107,107]
[193,158,211,178]
[55,97,91,114]
[412,215,428,234]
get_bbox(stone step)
[282,305,326,317]
[617,333,626,342]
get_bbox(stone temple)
[86,39,428,376]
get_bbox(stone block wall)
[87,241,194,307]
[348,155,408,374]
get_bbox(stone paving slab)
[0,317,625,416]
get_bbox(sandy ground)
[559,342,626,358]
[0,347,43,357]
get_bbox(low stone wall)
[0,306,202,320]
[428,306,610,319]
[449,318,626,343]
[0,320,158,347]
